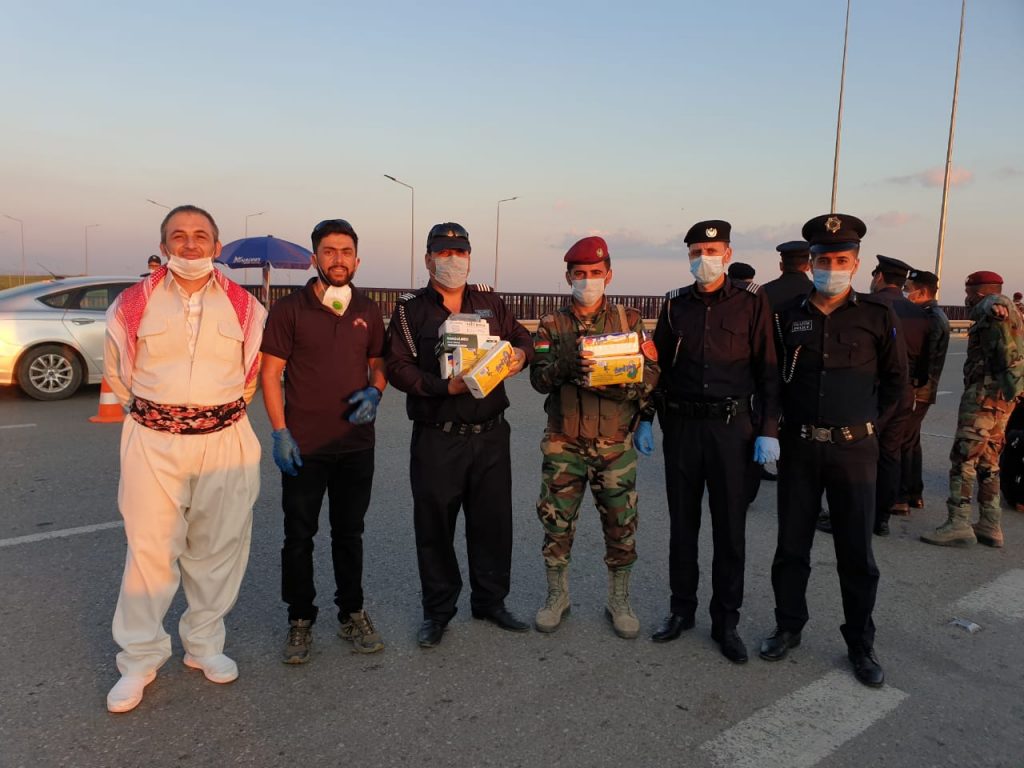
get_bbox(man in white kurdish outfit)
[103,205,266,713]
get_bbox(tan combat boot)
[535,567,570,632]
[605,569,640,639]
[920,506,976,547]
[973,507,1004,548]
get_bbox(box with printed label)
[439,346,491,378]
[464,341,515,399]
[584,354,644,387]
[439,314,491,337]
[579,332,639,358]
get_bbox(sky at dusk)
[1,0,1022,299]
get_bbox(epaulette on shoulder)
[472,283,494,292]
[744,281,761,294]
[666,287,685,300]
[397,288,425,304]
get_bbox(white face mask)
[689,255,725,285]
[813,269,853,297]
[167,255,214,280]
[431,254,470,290]
[321,283,352,314]
[571,278,605,306]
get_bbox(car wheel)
[16,344,84,400]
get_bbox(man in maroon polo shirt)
[260,218,387,664]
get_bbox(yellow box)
[464,341,515,399]
[585,354,644,387]
[579,332,639,358]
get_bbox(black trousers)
[772,433,879,649]
[281,448,375,623]
[410,420,513,622]
[661,409,755,631]
[899,401,931,503]
[875,389,913,526]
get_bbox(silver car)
[0,276,140,400]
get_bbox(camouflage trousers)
[536,430,638,570]
[948,400,1013,518]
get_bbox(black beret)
[802,213,866,252]
[907,269,938,290]
[727,262,756,280]
[872,254,913,279]
[776,240,810,258]
[684,219,731,245]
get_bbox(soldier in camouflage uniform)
[530,236,659,638]
[922,271,1024,548]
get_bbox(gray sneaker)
[339,609,384,654]
[283,619,313,664]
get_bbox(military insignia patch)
[706,227,718,238]
[353,317,367,330]
[825,216,841,234]
[641,338,658,362]
[791,319,814,333]
[534,339,551,353]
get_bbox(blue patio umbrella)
[215,235,313,307]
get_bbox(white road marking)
[700,670,908,768]
[0,423,36,430]
[0,520,123,548]
[936,390,953,396]
[953,569,1024,621]
[921,432,954,439]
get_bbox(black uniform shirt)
[652,277,780,437]
[762,270,813,311]
[386,283,534,424]
[776,291,907,427]
[864,286,931,387]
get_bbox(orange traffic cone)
[89,378,125,423]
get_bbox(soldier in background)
[762,241,813,311]
[921,271,1024,548]
[727,262,756,283]
[1013,291,1024,317]
[900,270,950,509]
[649,219,780,664]
[529,236,658,639]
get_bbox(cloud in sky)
[886,166,974,188]
[555,229,686,261]
[871,211,919,228]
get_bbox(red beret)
[564,236,609,264]
[965,270,1003,286]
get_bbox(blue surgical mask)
[431,255,470,289]
[813,269,853,297]
[689,256,724,286]
[571,278,605,305]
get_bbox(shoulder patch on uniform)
[397,289,422,304]
[666,287,682,299]
[745,282,761,294]
[472,283,494,292]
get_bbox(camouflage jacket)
[962,294,1024,408]
[530,301,659,439]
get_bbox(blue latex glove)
[753,436,781,464]
[272,428,303,477]
[634,421,655,457]
[348,386,382,425]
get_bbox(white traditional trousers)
[112,415,261,676]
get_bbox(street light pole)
[2,213,25,284]
[145,198,171,210]
[84,224,100,276]
[494,196,519,290]
[384,174,415,288]
[934,0,967,301]
[831,0,852,212]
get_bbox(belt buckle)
[812,427,832,443]
[470,423,484,434]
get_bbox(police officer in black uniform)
[762,241,813,311]
[649,219,780,663]
[385,222,535,647]
[760,213,906,688]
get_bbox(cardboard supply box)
[464,341,515,399]
[440,346,490,378]
[579,332,639,358]
[439,314,491,337]
[436,332,490,354]
[585,354,645,387]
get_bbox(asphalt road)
[1,337,1022,768]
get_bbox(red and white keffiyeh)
[107,266,264,391]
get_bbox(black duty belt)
[798,422,875,444]
[420,413,503,436]
[666,397,748,423]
